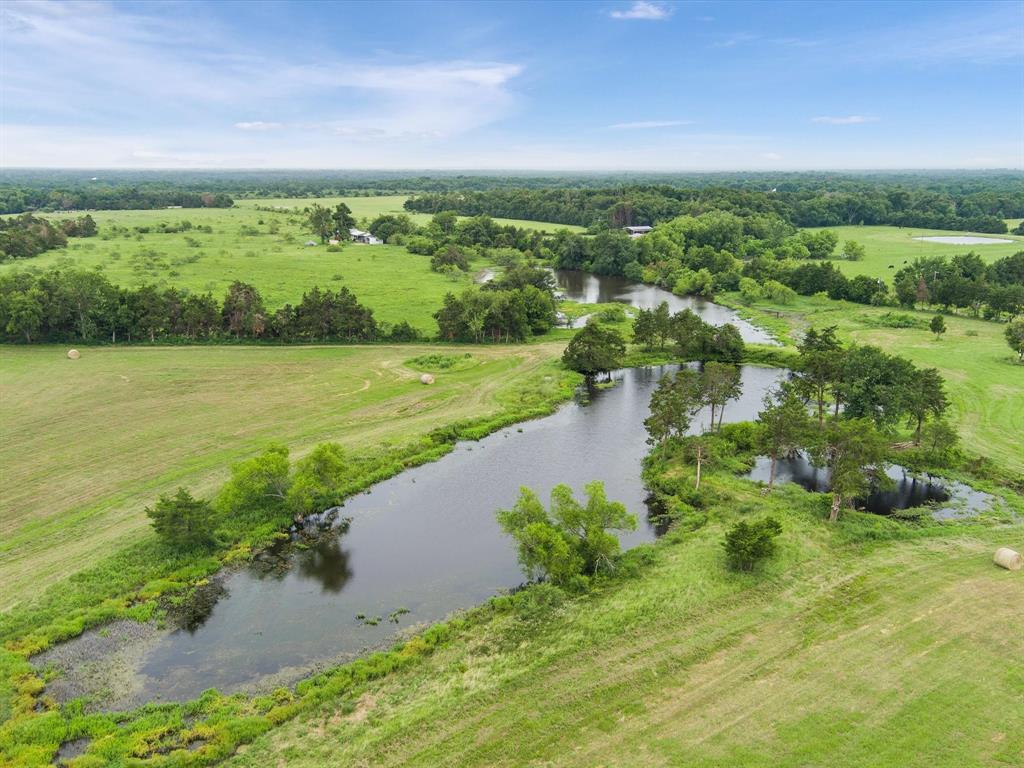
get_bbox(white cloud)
[609,2,671,21]
[811,115,879,125]
[761,152,783,161]
[234,122,283,131]
[608,120,693,130]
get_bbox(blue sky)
[2,0,1022,169]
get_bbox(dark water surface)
[126,365,786,704]
[554,270,777,345]
[746,454,993,516]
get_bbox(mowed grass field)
[226,480,1024,768]
[804,224,1024,282]
[727,294,1024,477]
[0,342,566,611]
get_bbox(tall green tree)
[796,326,842,428]
[645,368,702,446]
[905,368,949,444]
[332,203,356,238]
[216,444,292,531]
[810,418,889,522]
[756,385,811,492]
[562,322,625,376]
[1005,319,1024,362]
[287,442,347,516]
[3,287,44,342]
[700,361,743,430]
[496,482,636,585]
[306,203,334,243]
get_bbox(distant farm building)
[624,225,653,238]
[349,228,383,245]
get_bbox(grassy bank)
[0,342,570,612]
[215,469,1024,768]
[803,224,1023,282]
[718,293,1024,478]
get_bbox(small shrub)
[723,517,782,572]
[596,305,627,323]
[145,488,217,551]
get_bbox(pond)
[553,270,777,345]
[745,453,995,518]
[42,364,785,708]
[912,236,1014,245]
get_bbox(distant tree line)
[0,213,97,261]
[5,170,1019,224]
[405,181,1021,233]
[0,269,400,344]
[0,183,233,214]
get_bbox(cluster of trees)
[435,284,556,342]
[496,482,636,587]
[147,442,350,550]
[305,202,356,243]
[395,211,547,260]
[0,269,393,344]
[758,327,953,520]
[891,252,1024,320]
[644,362,745,488]
[644,325,953,522]
[632,302,745,362]
[560,302,746,378]
[0,213,97,261]
[404,177,1022,233]
[433,260,559,342]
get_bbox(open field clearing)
[804,225,1023,282]
[225,481,1024,768]
[0,204,478,330]
[724,294,1024,477]
[0,342,567,610]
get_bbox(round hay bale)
[66,349,80,360]
[993,547,1022,571]
[419,373,435,385]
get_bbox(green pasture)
[803,224,1023,282]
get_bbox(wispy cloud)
[609,2,671,21]
[234,122,283,131]
[608,120,693,130]
[811,115,879,125]
[0,2,524,147]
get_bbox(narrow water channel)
[553,269,777,345]
[91,364,787,706]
